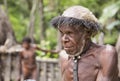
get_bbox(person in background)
[19,37,56,81]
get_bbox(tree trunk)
[56,0,62,50]
[116,33,120,54]
[27,0,37,43]
[26,0,32,10]
[116,33,120,76]
[0,4,16,80]
[3,0,8,14]
[0,6,16,47]
[38,0,45,41]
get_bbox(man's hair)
[51,16,100,36]
[51,6,101,37]
[22,37,31,43]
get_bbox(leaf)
[99,1,120,24]
[106,20,120,30]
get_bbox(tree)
[38,0,45,41]
[27,0,37,43]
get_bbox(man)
[19,37,55,81]
[51,6,119,81]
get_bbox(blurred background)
[0,0,120,81]
[0,0,120,58]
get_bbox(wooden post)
[0,52,61,81]
[36,58,60,81]
[11,52,20,81]
[36,62,40,81]
[44,62,47,81]
[0,50,21,81]
[50,63,54,81]
[2,53,11,81]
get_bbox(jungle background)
[0,0,120,58]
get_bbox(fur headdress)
[51,6,100,36]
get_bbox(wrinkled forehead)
[57,17,89,31]
[58,24,87,33]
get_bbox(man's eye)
[67,32,72,34]
[67,32,74,37]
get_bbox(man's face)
[59,26,87,56]
[22,42,30,49]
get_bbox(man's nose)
[62,34,69,43]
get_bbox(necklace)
[72,41,92,81]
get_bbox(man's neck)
[74,39,92,57]
[25,46,31,50]
[82,39,91,54]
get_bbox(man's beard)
[67,39,86,57]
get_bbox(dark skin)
[58,26,118,81]
[19,42,56,80]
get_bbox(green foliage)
[99,1,120,25]
[35,27,58,58]
[98,1,120,45]
[9,13,29,42]
[106,20,120,30]
[7,0,30,42]
[104,30,119,45]
[0,0,119,58]
[36,40,59,58]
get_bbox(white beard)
[68,39,86,57]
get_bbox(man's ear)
[84,31,91,39]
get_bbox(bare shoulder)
[105,44,116,52]
[95,44,119,81]
[31,44,38,49]
[100,44,117,56]
[98,44,118,64]
[31,44,37,47]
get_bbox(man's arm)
[96,45,118,81]
[33,44,60,54]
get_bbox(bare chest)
[61,55,100,81]
[23,49,35,57]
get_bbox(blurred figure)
[19,37,54,81]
